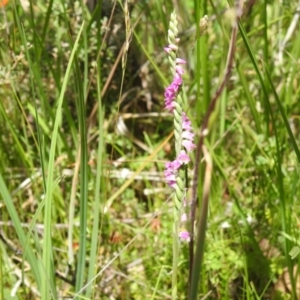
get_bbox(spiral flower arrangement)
[164,12,195,242]
[163,11,196,299]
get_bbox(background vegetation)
[1,0,300,299]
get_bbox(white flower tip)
[181,213,187,222]
[202,128,209,136]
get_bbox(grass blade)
[0,174,41,290]
[73,25,89,297]
[41,22,85,300]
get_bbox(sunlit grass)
[0,0,300,299]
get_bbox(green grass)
[1,0,300,299]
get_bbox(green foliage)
[1,0,300,299]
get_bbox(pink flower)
[182,113,195,152]
[177,150,190,164]
[164,80,181,112]
[173,73,183,86]
[175,66,185,75]
[164,43,178,52]
[182,140,196,152]
[179,230,190,242]
[163,37,194,243]
[182,131,194,140]
[176,58,186,64]
[182,113,192,129]
[165,150,191,188]
[164,160,181,188]
[164,57,185,112]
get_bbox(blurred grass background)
[1,0,300,299]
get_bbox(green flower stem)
[167,11,187,299]
[172,99,185,298]
[167,13,179,74]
